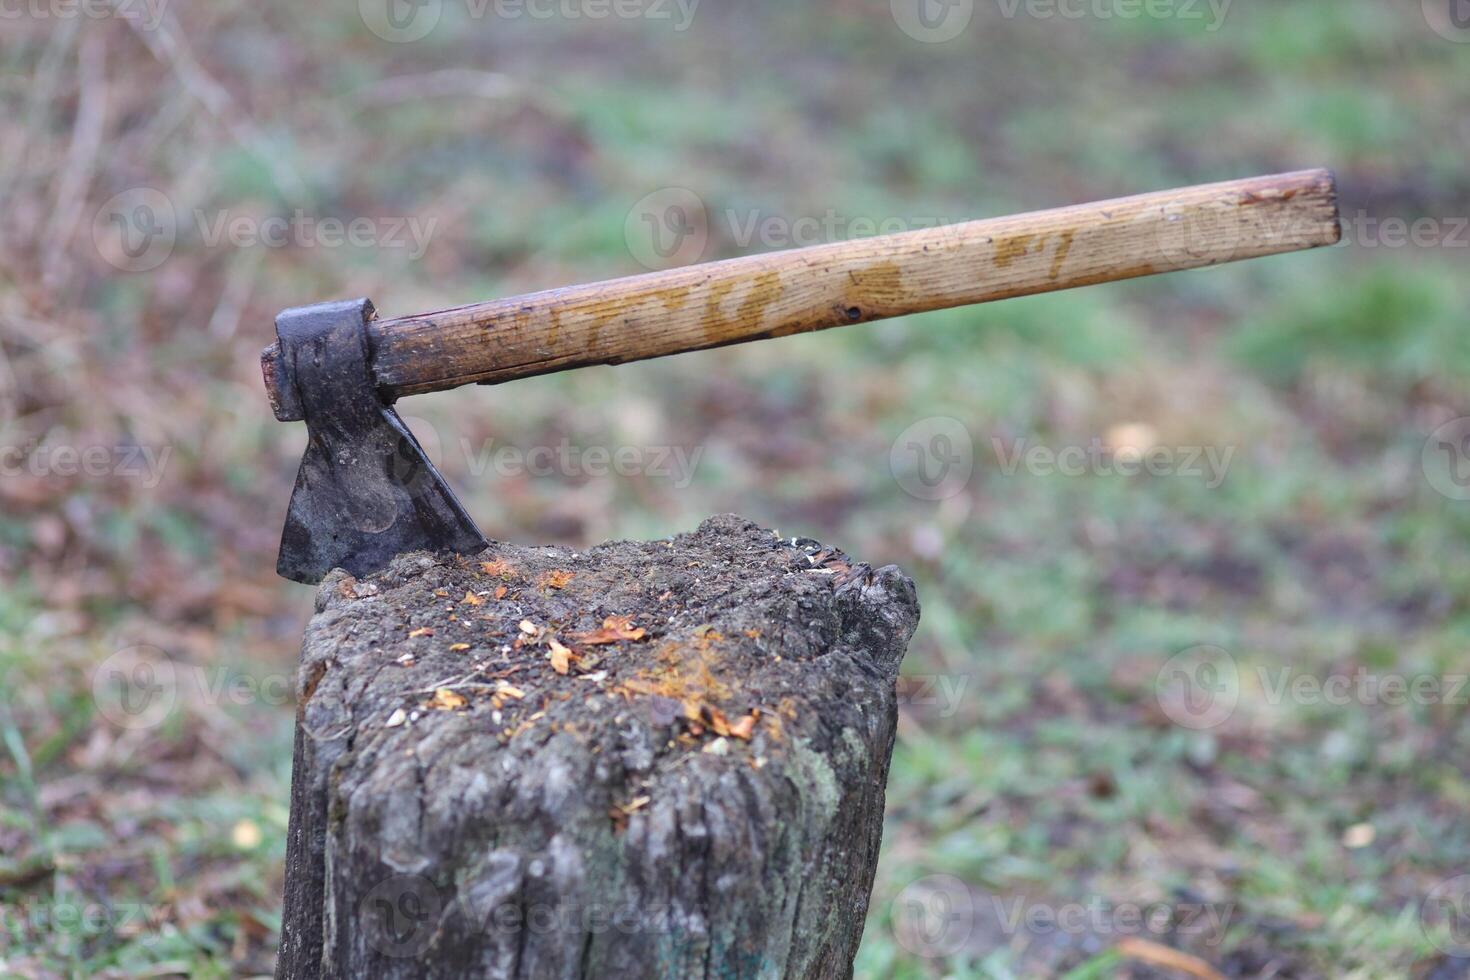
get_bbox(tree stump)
[276,515,919,980]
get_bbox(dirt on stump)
[276,514,920,980]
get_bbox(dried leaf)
[408,627,435,638]
[449,643,471,653]
[496,682,526,700]
[1115,939,1226,980]
[538,570,575,590]
[729,711,759,740]
[461,591,483,607]
[576,615,647,645]
[494,585,508,600]
[480,559,516,579]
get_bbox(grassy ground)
[1,1,1468,976]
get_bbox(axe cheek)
[271,298,488,584]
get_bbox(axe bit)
[264,169,1340,583]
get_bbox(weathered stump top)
[283,514,919,980]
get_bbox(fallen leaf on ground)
[461,591,483,606]
[1115,938,1226,980]
[408,627,434,638]
[481,559,516,578]
[449,643,470,652]
[231,820,262,850]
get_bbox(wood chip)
[616,796,651,814]
[519,620,539,636]
[386,708,408,728]
[408,627,434,638]
[548,638,573,676]
[461,591,483,606]
[449,643,471,653]
[428,688,468,711]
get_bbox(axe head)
[267,298,488,584]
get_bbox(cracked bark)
[275,515,919,980]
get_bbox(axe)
[263,169,1340,583]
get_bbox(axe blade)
[273,298,488,584]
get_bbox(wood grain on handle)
[296,170,1340,410]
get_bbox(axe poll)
[264,169,1340,583]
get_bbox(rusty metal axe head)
[263,298,487,584]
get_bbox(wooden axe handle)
[268,170,1338,415]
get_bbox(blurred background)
[1,1,1468,976]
